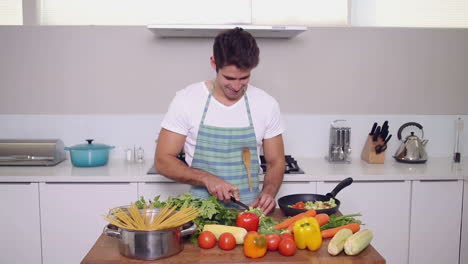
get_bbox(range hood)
[147,24,307,38]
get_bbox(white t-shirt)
[161,81,285,166]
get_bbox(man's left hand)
[250,192,276,215]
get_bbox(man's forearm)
[261,161,285,197]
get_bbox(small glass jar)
[124,148,133,162]
[136,147,144,163]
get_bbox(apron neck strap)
[200,80,253,126]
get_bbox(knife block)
[361,136,385,164]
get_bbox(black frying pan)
[277,177,353,216]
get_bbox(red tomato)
[218,233,236,250]
[236,212,260,232]
[198,231,216,249]
[280,233,294,241]
[294,201,305,209]
[266,233,281,251]
[278,238,296,256]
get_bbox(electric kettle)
[394,122,428,163]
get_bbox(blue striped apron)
[190,82,259,207]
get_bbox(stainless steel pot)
[103,222,197,260]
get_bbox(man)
[155,27,285,215]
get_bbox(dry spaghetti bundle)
[104,202,199,231]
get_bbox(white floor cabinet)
[39,182,138,264]
[409,180,463,264]
[317,180,411,264]
[275,181,316,200]
[0,183,42,264]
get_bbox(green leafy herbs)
[320,213,363,231]
[245,207,281,235]
[135,193,239,244]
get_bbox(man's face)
[215,65,251,101]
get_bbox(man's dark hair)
[213,27,260,71]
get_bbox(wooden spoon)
[242,147,253,192]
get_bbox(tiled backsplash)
[1,114,467,160]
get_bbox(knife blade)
[230,196,249,210]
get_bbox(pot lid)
[67,139,114,150]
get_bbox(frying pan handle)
[326,177,353,198]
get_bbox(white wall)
[0,26,467,115]
[1,26,467,161]
[1,114,466,160]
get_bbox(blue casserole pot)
[64,139,115,167]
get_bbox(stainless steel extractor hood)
[147,24,307,38]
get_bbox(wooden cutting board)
[81,209,385,264]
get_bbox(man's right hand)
[203,174,239,202]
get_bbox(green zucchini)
[344,229,373,255]
[328,228,353,255]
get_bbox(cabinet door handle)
[323,180,405,183]
[419,179,459,182]
[0,182,32,185]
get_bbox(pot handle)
[180,222,198,237]
[103,224,121,239]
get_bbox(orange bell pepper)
[243,231,267,259]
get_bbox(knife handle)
[373,126,381,141]
[384,134,392,144]
[369,122,378,135]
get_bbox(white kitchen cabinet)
[409,180,463,264]
[39,182,138,264]
[275,181,316,200]
[461,180,468,264]
[317,180,411,264]
[0,183,42,264]
[138,182,191,201]
[259,181,316,207]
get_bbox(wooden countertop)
[81,209,386,264]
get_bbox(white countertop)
[0,157,465,183]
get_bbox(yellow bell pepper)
[293,217,322,251]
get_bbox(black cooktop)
[148,154,304,175]
[260,155,305,174]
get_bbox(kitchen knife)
[372,126,381,142]
[369,122,378,136]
